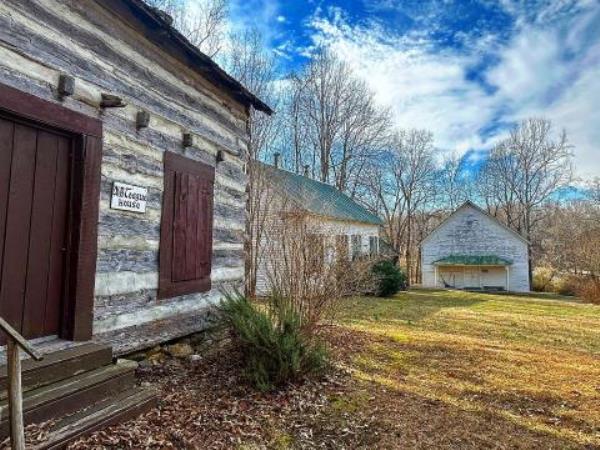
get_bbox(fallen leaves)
[0,420,55,449]
[68,336,386,449]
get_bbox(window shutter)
[159,153,214,299]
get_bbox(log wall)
[0,0,249,353]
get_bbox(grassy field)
[332,289,600,449]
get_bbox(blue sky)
[229,0,600,179]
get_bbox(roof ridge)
[421,200,530,246]
[256,161,383,225]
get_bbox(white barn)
[421,201,530,292]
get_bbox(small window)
[369,236,379,257]
[158,153,215,299]
[335,235,349,261]
[351,235,362,260]
[306,234,324,269]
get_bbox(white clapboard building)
[421,201,530,292]
[254,159,383,296]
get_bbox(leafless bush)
[261,207,376,332]
[576,278,600,304]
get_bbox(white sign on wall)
[111,182,148,213]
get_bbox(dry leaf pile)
[68,335,387,449]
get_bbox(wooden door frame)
[0,82,102,341]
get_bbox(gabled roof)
[421,200,530,246]
[258,163,383,226]
[98,0,272,114]
[433,255,513,266]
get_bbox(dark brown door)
[0,116,72,340]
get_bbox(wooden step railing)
[0,317,43,450]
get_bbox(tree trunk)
[405,210,412,286]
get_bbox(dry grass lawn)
[334,289,600,449]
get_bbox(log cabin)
[0,0,270,445]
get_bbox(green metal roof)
[258,163,383,225]
[433,255,513,266]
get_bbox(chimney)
[303,165,310,177]
[273,152,281,168]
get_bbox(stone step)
[0,359,137,438]
[34,387,157,450]
[0,343,113,398]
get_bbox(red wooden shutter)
[159,153,214,299]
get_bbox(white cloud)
[306,2,600,178]
[228,0,282,43]
[308,13,498,152]
[544,64,600,179]
[486,28,566,107]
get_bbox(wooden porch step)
[0,359,137,438]
[0,343,113,397]
[35,387,157,450]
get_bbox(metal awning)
[433,255,513,266]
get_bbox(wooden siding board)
[159,153,214,299]
[172,172,188,282]
[202,181,214,275]
[186,174,200,281]
[96,307,217,356]
[22,131,60,338]
[45,136,72,335]
[0,119,14,286]
[64,135,102,341]
[0,124,37,333]
[0,83,102,138]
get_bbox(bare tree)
[145,0,228,57]
[223,28,282,297]
[291,49,350,182]
[437,152,470,211]
[394,130,436,284]
[332,83,392,196]
[358,149,405,256]
[357,129,437,283]
[284,49,391,191]
[481,118,573,279]
[540,198,600,302]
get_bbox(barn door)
[0,117,72,340]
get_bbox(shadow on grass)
[345,378,589,449]
[479,289,584,303]
[339,330,596,449]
